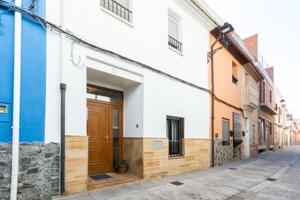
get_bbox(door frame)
[87,85,124,174]
[244,118,250,158]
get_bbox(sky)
[203,0,300,119]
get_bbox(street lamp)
[220,22,235,35]
[280,99,286,108]
[207,22,234,61]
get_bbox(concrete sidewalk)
[61,146,300,200]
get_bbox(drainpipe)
[60,0,66,194]
[60,83,66,194]
[10,0,22,199]
[210,36,221,168]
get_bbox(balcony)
[100,0,132,22]
[260,100,277,115]
[244,90,259,111]
[168,35,183,52]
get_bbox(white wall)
[143,70,210,138]
[124,84,144,138]
[44,0,215,142]
[60,0,211,87]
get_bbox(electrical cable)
[0,0,211,94]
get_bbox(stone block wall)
[18,143,60,200]
[123,138,143,178]
[143,138,211,179]
[0,144,12,200]
[214,139,233,166]
[0,143,60,200]
[233,143,243,161]
[65,136,88,195]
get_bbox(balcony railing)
[168,35,183,52]
[100,0,132,22]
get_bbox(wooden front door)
[87,100,112,175]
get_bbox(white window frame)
[168,8,183,53]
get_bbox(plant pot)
[117,166,128,174]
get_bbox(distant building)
[243,34,277,153]
[274,87,288,149]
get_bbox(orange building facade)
[209,31,263,166]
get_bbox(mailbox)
[0,103,11,123]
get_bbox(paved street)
[63,146,300,200]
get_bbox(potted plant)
[115,160,129,174]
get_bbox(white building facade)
[0,0,225,198]
[43,0,223,195]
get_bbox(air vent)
[170,181,184,186]
[266,178,277,182]
[228,168,238,170]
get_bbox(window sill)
[100,7,134,28]
[168,155,185,160]
[168,46,184,56]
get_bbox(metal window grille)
[167,116,184,157]
[100,0,132,22]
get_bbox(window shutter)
[233,113,241,139]
[179,118,184,140]
[222,119,230,142]
[168,16,178,40]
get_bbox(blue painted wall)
[0,5,14,142]
[0,0,46,143]
[20,0,46,142]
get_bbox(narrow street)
[63,146,300,200]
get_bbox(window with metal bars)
[222,118,230,146]
[167,116,184,157]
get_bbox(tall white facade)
[44,0,222,142]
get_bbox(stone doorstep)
[87,173,141,191]
[61,173,141,198]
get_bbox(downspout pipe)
[60,0,66,194]
[10,0,22,199]
[210,36,221,168]
[60,83,66,194]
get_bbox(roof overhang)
[185,0,224,30]
[210,29,264,82]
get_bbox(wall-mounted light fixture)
[220,22,234,48]
[207,22,234,62]
[280,99,286,107]
[220,22,234,35]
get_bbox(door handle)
[105,135,109,143]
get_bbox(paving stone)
[63,146,300,200]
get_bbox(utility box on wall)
[0,103,12,142]
[0,104,10,119]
